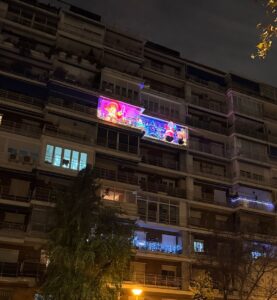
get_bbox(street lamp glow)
[132,288,142,296]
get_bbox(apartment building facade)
[0,0,277,299]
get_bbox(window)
[44,144,87,171]
[194,240,204,253]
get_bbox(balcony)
[97,137,139,155]
[190,165,230,181]
[60,23,103,44]
[0,89,44,109]
[188,95,227,114]
[188,217,233,232]
[126,272,182,289]
[48,97,97,117]
[6,12,57,35]
[0,185,29,203]
[43,124,93,145]
[186,117,227,135]
[240,223,276,236]
[141,155,178,170]
[230,195,275,212]
[0,119,41,138]
[32,187,56,203]
[0,221,26,232]
[0,61,48,83]
[0,261,45,279]
[229,124,267,140]
[189,140,227,158]
[232,149,268,162]
[95,167,139,185]
[133,239,182,255]
[140,182,186,199]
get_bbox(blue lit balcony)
[133,237,182,254]
[230,196,275,212]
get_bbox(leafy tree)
[194,236,277,300]
[189,271,215,300]
[41,165,135,300]
[252,0,277,58]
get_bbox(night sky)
[54,0,277,87]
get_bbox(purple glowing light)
[231,196,275,212]
[97,96,144,128]
[97,96,188,146]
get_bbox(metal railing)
[0,119,41,138]
[189,140,227,158]
[0,185,29,202]
[43,124,93,145]
[0,89,44,108]
[141,156,178,170]
[95,167,139,185]
[6,12,57,35]
[140,182,186,199]
[0,261,46,278]
[48,97,97,116]
[0,221,26,231]
[188,95,227,114]
[229,124,267,140]
[126,272,182,288]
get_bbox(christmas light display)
[97,96,144,128]
[97,97,188,146]
[230,196,275,212]
[132,237,182,254]
[140,115,187,146]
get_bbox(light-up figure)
[105,101,123,123]
[177,128,187,145]
[164,121,175,142]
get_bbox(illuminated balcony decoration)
[97,96,144,128]
[97,96,188,146]
[133,234,182,254]
[230,196,275,212]
[140,115,187,146]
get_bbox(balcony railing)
[190,165,230,181]
[0,89,44,109]
[186,118,227,135]
[43,124,93,145]
[188,217,233,232]
[229,124,267,140]
[6,12,57,35]
[0,221,26,231]
[95,167,139,185]
[0,119,41,138]
[232,149,268,162]
[60,23,103,43]
[189,141,226,158]
[0,261,46,278]
[240,223,276,236]
[126,272,182,289]
[97,137,139,155]
[32,187,57,203]
[140,182,186,199]
[188,96,227,114]
[133,238,182,254]
[0,185,29,202]
[48,97,97,116]
[141,156,178,170]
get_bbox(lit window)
[62,149,71,168]
[71,151,79,170]
[79,153,87,170]
[45,145,53,163]
[53,147,62,166]
[44,144,87,171]
[194,240,204,253]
